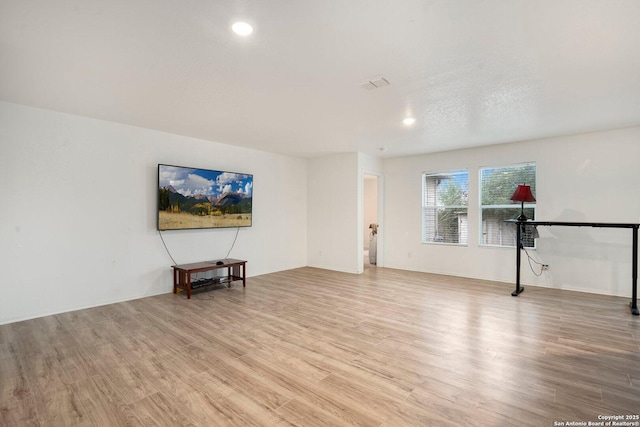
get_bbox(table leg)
[512,221,524,296]
[632,226,639,315]
[243,262,246,287]
[187,272,192,299]
[173,268,177,294]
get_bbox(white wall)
[0,102,307,324]
[384,127,640,297]
[307,153,360,273]
[4,100,637,324]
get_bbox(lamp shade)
[510,184,536,203]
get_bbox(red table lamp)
[510,184,536,221]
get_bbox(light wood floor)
[1,267,639,426]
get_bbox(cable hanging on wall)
[508,225,545,277]
[224,227,240,259]
[158,230,178,265]
[522,245,545,277]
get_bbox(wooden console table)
[506,220,639,315]
[172,258,246,299]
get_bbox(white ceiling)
[2,0,640,158]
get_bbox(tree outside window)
[422,170,469,245]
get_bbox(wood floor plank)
[36,383,89,426]
[89,364,160,406]
[0,396,42,426]
[234,352,382,426]
[70,376,131,426]
[0,371,32,406]
[124,391,196,427]
[276,397,353,427]
[152,374,235,426]
[1,266,639,425]
[200,359,294,410]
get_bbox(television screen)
[158,164,253,230]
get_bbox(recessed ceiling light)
[403,117,416,126]
[232,22,253,36]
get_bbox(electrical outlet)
[542,264,549,270]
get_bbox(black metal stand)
[512,220,524,296]
[632,226,639,315]
[507,220,639,315]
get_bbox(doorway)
[363,174,379,270]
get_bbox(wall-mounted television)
[158,164,253,231]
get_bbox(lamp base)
[516,201,529,222]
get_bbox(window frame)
[421,169,469,246]
[479,162,536,248]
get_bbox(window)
[422,170,468,245]
[480,163,536,247]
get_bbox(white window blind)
[422,170,468,245]
[480,163,536,247]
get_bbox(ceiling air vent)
[360,75,390,90]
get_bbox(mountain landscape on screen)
[158,164,253,230]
